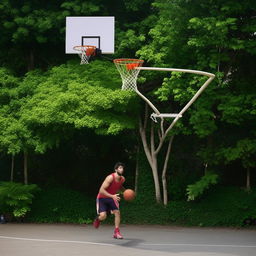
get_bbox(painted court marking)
[140,243,256,248]
[0,235,255,248]
[0,235,115,247]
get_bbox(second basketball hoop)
[113,59,144,90]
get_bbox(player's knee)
[113,210,120,216]
[99,212,107,220]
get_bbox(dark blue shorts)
[96,198,119,214]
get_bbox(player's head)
[114,162,125,176]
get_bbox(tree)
[136,0,256,202]
[0,68,21,181]
[0,60,141,185]
[0,0,155,72]
[20,60,139,135]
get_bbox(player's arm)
[99,175,120,201]
[120,177,126,192]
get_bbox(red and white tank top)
[97,173,124,198]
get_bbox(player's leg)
[112,209,123,239]
[100,198,122,238]
[98,211,107,221]
[93,198,107,228]
[113,209,120,229]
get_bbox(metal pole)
[135,66,215,129]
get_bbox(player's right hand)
[112,194,121,201]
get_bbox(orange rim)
[73,45,96,50]
[113,58,144,64]
[73,45,97,56]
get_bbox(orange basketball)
[123,189,136,201]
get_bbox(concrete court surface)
[0,223,256,256]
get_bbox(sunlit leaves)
[0,61,140,155]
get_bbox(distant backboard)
[65,16,115,54]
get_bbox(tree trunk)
[162,136,174,205]
[139,116,162,203]
[10,154,14,182]
[151,155,162,203]
[24,151,28,185]
[138,103,178,204]
[246,168,251,191]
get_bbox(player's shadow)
[118,238,145,248]
[118,238,249,256]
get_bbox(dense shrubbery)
[167,186,256,227]
[0,181,40,219]
[186,172,219,201]
[25,185,256,227]
[121,186,256,227]
[27,187,95,224]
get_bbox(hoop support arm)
[135,89,161,116]
[151,113,182,118]
[135,66,215,124]
[136,67,215,78]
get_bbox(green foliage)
[218,139,256,170]
[122,186,256,227]
[0,67,49,155]
[137,0,256,136]
[27,187,95,224]
[0,181,40,217]
[169,171,197,200]
[218,94,256,125]
[0,61,140,157]
[20,61,139,136]
[0,68,20,103]
[0,0,255,214]
[168,187,256,227]
[136,153,155,201]
[23,185,256,227]
[186,173,219,201]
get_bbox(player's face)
[116,166,124,176]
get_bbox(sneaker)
[113,228,123,239]
[93,217,100,229]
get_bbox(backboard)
[65,16,115,54]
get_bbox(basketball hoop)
[114,61,215,124]
[73,45,96,64]
[113,59,144,90]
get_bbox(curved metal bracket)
[135,67,215,125]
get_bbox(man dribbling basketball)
[93,162,125,239]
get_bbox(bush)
[0,181,40,219]
[169,171,197,200]
[168,186,256,227]
[120,186,256,227]
[25,185,256,227]
[27,187,95,224]
[186,172,219,201]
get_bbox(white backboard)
[65,16,115,54]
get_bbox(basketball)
[123,189,136,201]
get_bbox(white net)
[73,45,96,64]
[114,59,144,90]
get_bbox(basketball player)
[93,162,125,239]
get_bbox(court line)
[1,235,255,249]
[141,243,256,248]
[0,235,116,247]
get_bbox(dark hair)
[114,162,125,170]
